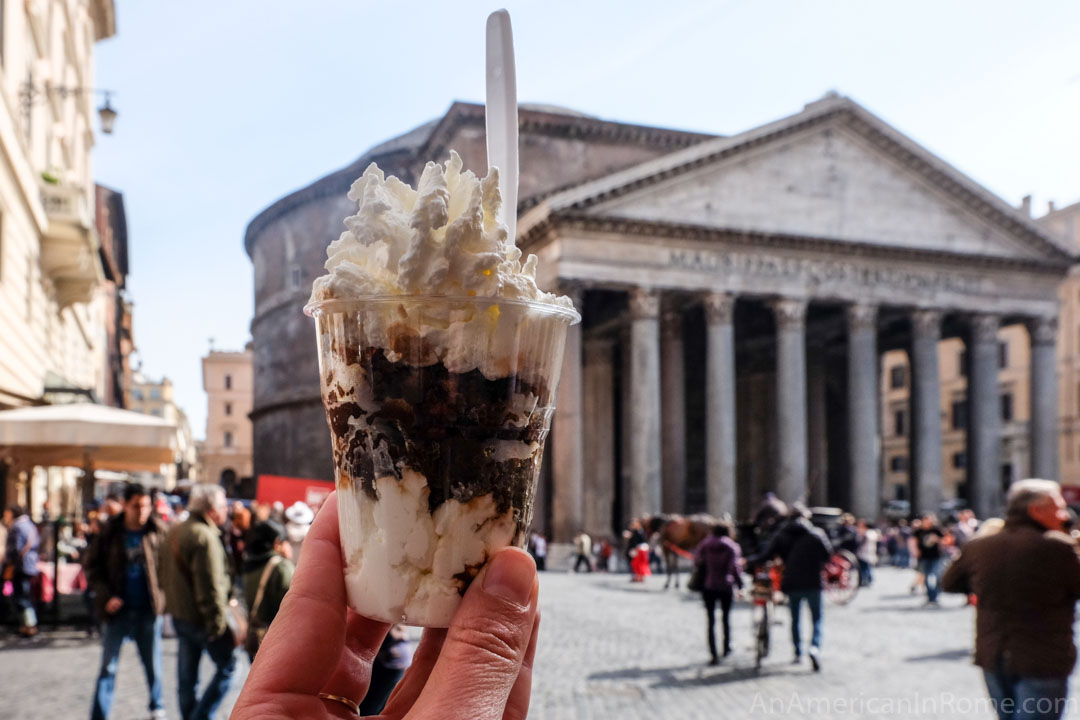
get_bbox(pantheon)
[245,93,1070,542]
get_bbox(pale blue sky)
[93,0,1080,438]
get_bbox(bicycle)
[749,562,780,670]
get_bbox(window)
[890,366,906,389]
[225,402,232,416]
[998,341,1008,369]
[224,431,233,448]
[894,410,906,437]
[958,350,967,377]
[889,456,908,472]
[149,388,162,400]
[151,409,162,418]
[953,452,966,469]
[131,388,143,401]
[225,374,232,390]
[1001,393,1014,422]
[952,400,968,430]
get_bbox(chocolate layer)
[323,347,552,532]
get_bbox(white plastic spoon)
[485,9,519,243]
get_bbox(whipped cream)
[310,151,572,310]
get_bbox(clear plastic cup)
[305,295,579,627]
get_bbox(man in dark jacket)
[693,522,743,665]
[754,504,833,671]
[942,479,1080,720]
[85,483,168,720]
[241,520,294,662]
[160,483,235,720]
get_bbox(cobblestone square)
[1,566,1077,719]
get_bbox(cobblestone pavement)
[0,567,1077,719]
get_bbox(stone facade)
[246,94,1071,539]
[200,349,254,496]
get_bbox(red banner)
[256,474,335,508]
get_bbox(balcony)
[38,181,103,308]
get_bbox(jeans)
[787,589,823,657]
[858,559,873,586]
[984,663,1070,720]
[174,618,237,720]
[919,558,943,602]
[703,587,734,660]
[91,609,163,720]
[357,664,406,715]
[13,571,37,627]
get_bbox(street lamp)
[20,79,119,135]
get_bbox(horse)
[643,514,720,589]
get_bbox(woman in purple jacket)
[693,522,744,665]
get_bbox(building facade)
[95,184,133,409]
[0,0,117,514]
[201,347,254,497]
[129,372,195,489]
[246,95,1070,540]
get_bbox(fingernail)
[482,548,536,605]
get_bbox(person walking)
[942,479,1080,720]
[160,484,237,720]
[86,483,168,720]
[573,531,593,573]
[241,520,294,662]
[752,504,833,671]
[3,505,40,637]
[915,513,945,606]
[855,519,880,588]
[357,624,415,715]
[528,532,547,571]
[693,522,743,665]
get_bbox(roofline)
[243,101,715,258]
[521,94,1073,266]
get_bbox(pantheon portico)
[518,94,1071,540]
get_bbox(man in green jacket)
[160,483,235,720]
[242,519,294,662]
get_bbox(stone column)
[704,293,737,517]
[628,288,663,521]
[911,310,944,515]
[968,314,1002,518]
[551,286,584,543]
[807,342,829,507]
[1029,316,1059,480]
[660,310,687,513]
[772,298,808,505]
[583,336,617,538]
[848,303,880,520]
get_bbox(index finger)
[241,492,353,695]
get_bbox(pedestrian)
[942,479,1080,720]
[630,541,652,582]
[751,504,833,671]
[357,624,415,715]
[693,521,743,665]
[915,513,945,606]
[599,537,613,572]
[855,519,879,587]
[160,483,237,720]
[242,519,294,662]
[624,520,646,573]
[228,501,251,584]
[572,531,593,573]
[283,501,313,562]
[527,531,547,571]
[85,483,168,720]
[3,504,41,637]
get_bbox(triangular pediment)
[527,96,1070,267]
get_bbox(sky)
[93,0,1080,438]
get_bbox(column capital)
[846,303,878,332]
[702,292,736,325]
[969,314,1000,344]
[771,298,807,330]
[661,310,683,339]
[628,287,660,320]
[1028,315,1058,345]
[912,309,942,339]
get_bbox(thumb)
[407,547,538,720]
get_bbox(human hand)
[231,492,540,720]
[105,596,124,614]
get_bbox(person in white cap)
[284,502,314,562]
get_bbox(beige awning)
[0,403,178,471]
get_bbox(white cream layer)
[338,468,517,627]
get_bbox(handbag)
[687,564,705,593]
[244,555,283,657]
